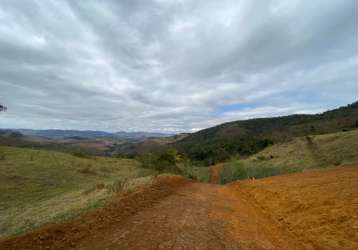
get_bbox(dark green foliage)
[220,163,248,184]
[310,125,316,133]
[72,151,92,159]
[305,135,313,145]
[257,156,266,161]
[137,149,182,173]
[180,137,273,166]
[175,101,358,165]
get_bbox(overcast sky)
[0,0,357,133]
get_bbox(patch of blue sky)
[214,102,256,117]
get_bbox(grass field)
[0,146,156,238]
[221,129,358,183]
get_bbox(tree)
[0,104,7,112]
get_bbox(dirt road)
[210,164,223,184]
[1,166,357,249]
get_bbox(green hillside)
[176,102,358,165]
[220,129,358,183]
[0,146,156,238]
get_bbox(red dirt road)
[1,166,357,249]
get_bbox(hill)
[220,129,358,183]
[175,101,358,165]
[0,146,156,238]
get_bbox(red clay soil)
[231,165,358,250]
[1,166,357,249]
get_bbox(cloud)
[0,0,357,132]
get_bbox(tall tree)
[0,104,7,112]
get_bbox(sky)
[0,0,357,133]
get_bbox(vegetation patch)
[220,129,358,184]
[0,146,156,238]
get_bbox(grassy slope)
[180,102,358,145]
[221,129,358,183]
[0,146,156,238]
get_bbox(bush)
[72,151,92,159]
[181,166,210,182]
[107,179,127,193]
[220,162,288,184]
[246,166,282,179]
[0,151,5,161]
[78,165,97,175]
[137,149,182,173]
[220,162,248,184]
[257,156,266,161]
[183,138,273,166]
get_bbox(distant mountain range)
[7,129,172,140]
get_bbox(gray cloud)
[0,0,357,132]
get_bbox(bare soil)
[1,166,357,250]
[232,165,358,250]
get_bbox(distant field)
[0,146,156,238]
[221,129,358,183]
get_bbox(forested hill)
[175,101,358,165]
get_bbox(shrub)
[257,156,266,161]
[137,149,182,173]
[246,166,282,179]
[220,162,248,184]
[305,135,314,145]
[72,151,91,159]
[354,120,358,128]
[183,138,273,166]
[334,159,342,166]
[0,152,5,161]
[220,162,288,184]
[78,165,97,175]
[107,179,127,193]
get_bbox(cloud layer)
[0,0,357,132]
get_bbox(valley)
[0,102,357,249]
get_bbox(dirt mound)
[231,165,358,250]
[0,175,190,250]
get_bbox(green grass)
[221,129,358,183]
[0,146,156,238]
[181,165,211,182]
